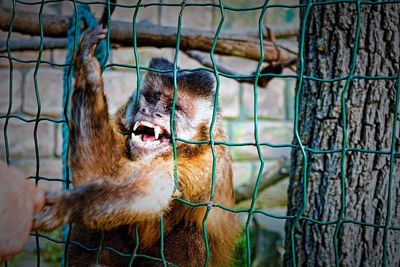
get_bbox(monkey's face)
[124,58,215,160]
[129,89,203,157]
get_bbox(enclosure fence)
[1,0,400,267]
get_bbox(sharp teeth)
[154,126,161,140]
[131,133,141,142]
[133,121,140,131]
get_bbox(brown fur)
[33,26,239,266]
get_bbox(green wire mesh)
[1,0,399,267]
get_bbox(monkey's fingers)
[32,205,67,232]
[79,26,107,58]
[86,26,107,43]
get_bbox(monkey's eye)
[165,104,180,112]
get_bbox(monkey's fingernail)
[154,126,161,140]
[133,121,140,131]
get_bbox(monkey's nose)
[154,112,163,118]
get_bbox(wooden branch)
[184,50,297,88]
[0,37,120,52]
[235,158,290,203]
[0,7,295,63]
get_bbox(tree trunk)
[285,2,400,267]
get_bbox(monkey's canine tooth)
[133,121,140,131]
[154,126,161,140]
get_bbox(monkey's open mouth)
[131,120,170,145]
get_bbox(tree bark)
[285,2,400,267]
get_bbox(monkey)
[32,20,239,267]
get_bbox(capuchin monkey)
[32,20,239,267]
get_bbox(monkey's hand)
[32,191,71,232]
[74,26,107,71]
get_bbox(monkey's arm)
[69,26,122,179]
[32,168,175,231]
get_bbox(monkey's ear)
[148,58,174,71]
[179,71,215,98]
